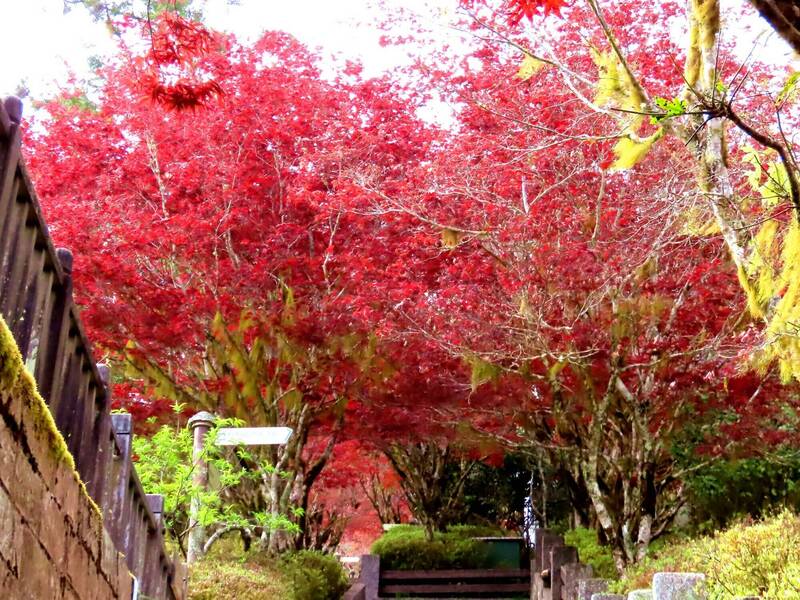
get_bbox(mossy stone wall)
[0,316,134,599]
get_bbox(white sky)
[0,0,457,102]
[0,0,792,106]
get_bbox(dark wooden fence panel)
[0,96,186,599]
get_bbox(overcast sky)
[0,0,793,105]
[0,0,457,102]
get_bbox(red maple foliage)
[461,0,570,24]
[23,0,800,560]
[507,0,570,21]
[137,13,225,110]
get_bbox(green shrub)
[563,528,617,580]
[281,550,349,600]
[371,524,503,570]
[684,453,800,532]
[610,510,800,598]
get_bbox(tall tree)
[357,8,800,564]
[25,17,437,550]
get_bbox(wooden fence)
[0,95,185,599]
[350,554,530,599]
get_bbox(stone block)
[11,444,48,530]
[628,590,652,600]
[61,581,80,600]
[88,561,117,600]
[652,573,706,600]
[540,532,564,571]
[77,501,102,562]
[0,483,19,572]
[359,554,380,600]
[532,528,554,571]
[0,554,18,596]
[21,407,59,489]
[1,383,23,429]
[53,463,81,529]
[99,528,119,593]
[38,500,68,570]
[551,545,579,599]
[562,564,594,600]
[0,418,19,479]
[578,578,609,600]
[95,576,117,600]
[18,524,59,600]
[64,533,91,599]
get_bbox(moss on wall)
[0,315,100,518]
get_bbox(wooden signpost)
[186,412,293,563]
[215,426,293,446]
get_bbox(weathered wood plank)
[14,248,46,359]
[382,569,531,580]
[32,267,56,385]
[0,201,33,319]
[380,582,531,593]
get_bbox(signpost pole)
[185,413,293,564]
[187,411,216,564]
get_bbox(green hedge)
[190,560,288,600]
[370,524,504,570]
[280,550,349,600]
[562,528,617,580]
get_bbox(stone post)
[551,545,579,600]
[187,411,215,564]
[562,562,593,600]
[652,573,706,600]
[578,579,609,600]
[359,554,380,600]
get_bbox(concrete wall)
[0,318,134,599]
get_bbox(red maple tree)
[24,1,800,563]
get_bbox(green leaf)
[651,96,687,124]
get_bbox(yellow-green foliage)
[517,52,545,81]
[684,0,721,88]
[590,48,662,170]
[734,149,800,381]
[467,355,502,391]
[741,215,800,382]
[190,540,348,600]
[189,559,289,600]
[611,129,664,171]
[612,511,800,598]
[766,219,800,381]
[681,206,721,237]
[0,316,99,516]
[592,49,644,117]
[563,528,617,580]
